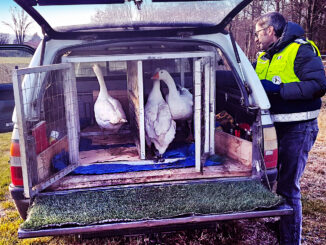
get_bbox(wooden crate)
[214,130,252,167]
[62,51,216,171]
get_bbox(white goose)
[93,64,127,133]
[152,69,194,141]
[145,79,176,160]
[152,69,193,120]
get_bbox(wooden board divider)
[194,58,203,173]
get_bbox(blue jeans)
[275,119,319,245]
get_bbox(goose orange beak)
[151,72,159,80]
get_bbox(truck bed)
[48,160,251,191]
[45,130,253,191]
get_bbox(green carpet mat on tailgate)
[21,180,283,230]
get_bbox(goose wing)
[108,96,127,122]
[94,98,118,126]
[145,102,159,140]
[154,101,173,136]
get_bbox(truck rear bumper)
[18,205,292,239]
[9,184,29,220]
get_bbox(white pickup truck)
[7,0,291,239]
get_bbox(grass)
[0,133,11,202]
[300,98,326,244]
[0,57,31,64]
[302,195,326,244]
[302,197,326,216]
[0,133,51,245]
[0,57,31,84]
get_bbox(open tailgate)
[19,180,292,238]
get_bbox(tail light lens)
[10,140,23,186]
[263,127,278,169]
[10,140,20,157]
[10,166,23,186]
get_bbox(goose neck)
[163,76,177,93]
[98,78,110,98]
[149,80,163,100]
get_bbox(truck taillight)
[10,140,20,157]
[10,166,23,186]
[10,140,23,186]
[263,127,278,169]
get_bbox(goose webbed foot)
[154,152,165,163]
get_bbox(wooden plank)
[33,161,80,193]
[127,61,145,159]
[15,63,71,76]
[127,61,139,127]
[37,136,68,182]
[128,93,140,119]
[137,61,145,160]
[180,58,185,87]
[194,59,202,173]
[89,134,134,145]
[63,64,80,165]
[81,124,131,136]
[48,159,252,191]
[12,69,34,198]
[214,130,252,167]
[62,51,215,63]
[79,147,140,165]
[127,61,141,158]
[209,57,216,155]
[204,62,210,154]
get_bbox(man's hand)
[261,79,281,93]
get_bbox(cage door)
[12,63,80,198]
[194,58,204,172]
[194,57,215,172]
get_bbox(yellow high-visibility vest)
[255,39,321,85]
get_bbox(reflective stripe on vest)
[306,39,321,57]
[256,39,321,122]
[271,109,320,122]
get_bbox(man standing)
[254,12,326,244]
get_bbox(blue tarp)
[52,138,224,175]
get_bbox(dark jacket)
[259,22,326,115]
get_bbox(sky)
[0,1,25,34]
[0,0,96,36]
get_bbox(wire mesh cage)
[43,70,68,141]
[12,63,80,197]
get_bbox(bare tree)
[2,7,33,44]
[231,0,326,57]
[230,0,265,60]
[0,33,9,44]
